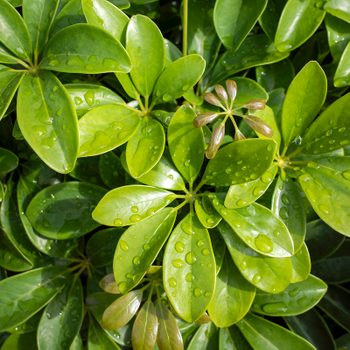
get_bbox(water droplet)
[338,127,346,133]
[172,259,184,268]
[250,173,258,180]
[196,240,204,247]
[74,96,83,105]
[175,241,185,253]
[255,234,273,253]
[206,217,215,225]
[67,56,84,66]
[130,214,142,223]
[240,260,247,270]
[236,199,248,207]
[163,94,173,102]
[281,194,289,205]
[185,252,197,265]
[181,222,195,235]
[193,288,202,297]
[342,170,350,180]
[252,274,262,284]
[225,168,233,174]
[288,287,300,297]
[273,230,281,237]
[168,278,177,287]
[131,205,138,213]
[253,187,264,197]
[103,58,117,68]
[143,243,150,251]
[133,256,140,265]
[262,302,288,314]
[204,291,211,297]
[201,248,210,256]
[146,208,156,216]
[185,273,194,282]
[126,273,134,280]
[184,159,191,167]
[118,282,127,293]
[114,218,123,225]
[318,205,330,215]
[33,125,46,136]
[84,91,95,106]
[279,207,288,220]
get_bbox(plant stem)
[182,0,188,56]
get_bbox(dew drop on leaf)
[255,234,273,253]
[168,278,177,288]
[175,241,185,253]
[172,259,184,268]
[262,302,288,314]
[193,288,202,297]
[185,252,197,265]
[119,240,129,251]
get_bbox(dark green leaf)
[334,42,350,87]
[187,323,218,350]
[195,194,222,229]
[259,0,285,41]
[99,152,126,189]
[0,147,18,177]
[324,0,350,23]
[88,317,121,349]
[1,332,37,350]
[0,42,20,64]
[219,326,253,350]
[41,24,130,73]
[290,243,311,283]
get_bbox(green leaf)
[334,42,350,87]
[0,147,18,177]
[1,332,37,350]
[114,208,176,293]
[203,139,276,187]
[324,0,350,23]
[88,317,122,350]
[26,181,106,239]
[219,222,293,293]
[17,71,78,173]
[0,43,20,64]
[195,194,222,229]
[290,243,311,283]
[301,93,350,154]
[155,300,184,350]
[126,14,165,98]
[40,24,130,73]
[115,72,139,99]
[259,0,285,41]
[318,285,350,332]
[0,266,67,332]
[213,0,267,49]
[102,289,143,330]
[281,61,327,149]
[272,177,306,252]
[78,104,140,157]
[0,65,23,120]
[131,300,158,350]
[82,0,129,42]
[237,313,316,350]
[99,152,125,189]
[92,185,176,226]
[168,105,204,185]
[208,253,255,327]
[225,163,277,209]
[298,163,350,236]
[163,213,216,323]
[187,323,218,350]
[285,309,336,350]
[37,278,84,350]
[23,0,59,57]
[0,0,32,61]
[211,34,289,83]
[153,55,205,103]
[213,200,293,257]
[65,83,124,118]
[136,156,187,191]
[219,326,253,350]
[126,117,165,178]
[252,275,327,316]
[275,0,325,52]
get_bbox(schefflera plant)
[74,0,205,178]
[0,0,131,173]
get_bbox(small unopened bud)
[206,123,225,159]
[234,129,246,141]
[243,99,266,110]
[204,92,225,109]
[193,112,218,127]
[226,80,237,102]
[245,115,273,137]
[214,84,228,104]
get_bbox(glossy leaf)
[213,199,294,258]
[275,0,325,52]
[230,77,269,105]
[281,61,327,149]
[136,156,187,191]
[259,0,286,41]
[290,243,311,283]
[252,275,327,316]
[127,14,165,97]
[214,0,267,49]
[82,0,129,42]
[41,24,130,73]
[298,164,350,236]
[88,317,122,350]
[163,213,216,323]
[237,313,316,350]
[324,0,350,23]
[0,0,32,60]
[203,139,276,187]
[334,42,350,87]
[0,42,20,64]
[301,90,350,155]
[99,152,125,189]
[78,104,140,157]
[219,222,293,293]
[1,332,37,350]
[65,83,124,118]
[126,117,165,178]
[187,323,218,350]
[225,163,277,209]
[37,278,84,350]
[219,326,252,350]
[155,300,184,350]
[93,185,176,227]
[23,0,59,57]
[17,71,78,173]
[0,266,67,332]
[0,147,18,177]
[153,55,205,103]
[102,289,143,330]
[114,208,176,293]
[208,253,255,327]
[272,177,306,251]
[26,181,106,239]
[0,65,23,119]
[211,34,289,83]
[195,195,222,229]
[168,105,204,185]
[132,300,158,350]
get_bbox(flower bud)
[206,123,225,159]
[204,92,225,109]
[234,128,246,141]
[243,99,266,110]
[193,112,219,127]
[245,115,273,137]
[214,84,228,104]
[225,80,237,102]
